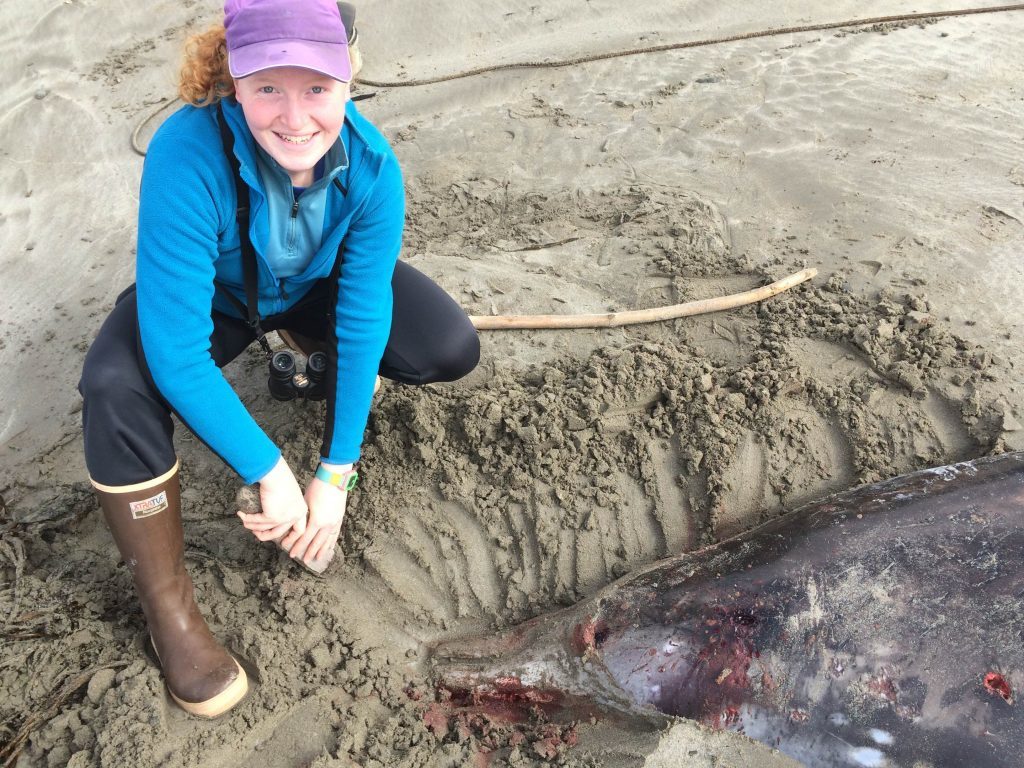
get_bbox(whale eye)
[731,609,757,626]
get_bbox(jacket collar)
[252,130,349,193]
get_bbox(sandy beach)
[2,0,1023,765]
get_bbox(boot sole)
[169,659,249,718]
[152,639,250,718]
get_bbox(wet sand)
[1,1,1023,766]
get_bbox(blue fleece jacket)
[135,98,404,483]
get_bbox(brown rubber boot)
[93,462,248,717]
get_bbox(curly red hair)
[178,26,234,106]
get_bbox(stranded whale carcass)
[431,452,1024,767]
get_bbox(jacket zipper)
[279,197,299,301]
[288,198,299,250]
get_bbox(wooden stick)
[469,267,816,330]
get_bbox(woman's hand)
[236,456,308,542]
[281,476,348,565]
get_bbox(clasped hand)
[236,457,347,565]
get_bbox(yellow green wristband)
[315,465,358,491]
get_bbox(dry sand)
[2,0,1023,766]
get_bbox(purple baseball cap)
[224,0,352,82]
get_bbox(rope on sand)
[131,97,180,156]
[356,4,1024,87]
[469,268,817,330]
[131,4,1024,155]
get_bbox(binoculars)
[268,350,328,401]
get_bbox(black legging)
[79,261,479,486]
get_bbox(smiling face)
[233,67,350,187]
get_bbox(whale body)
[432,452,1024,767]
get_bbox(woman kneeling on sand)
[78,0,479,718]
